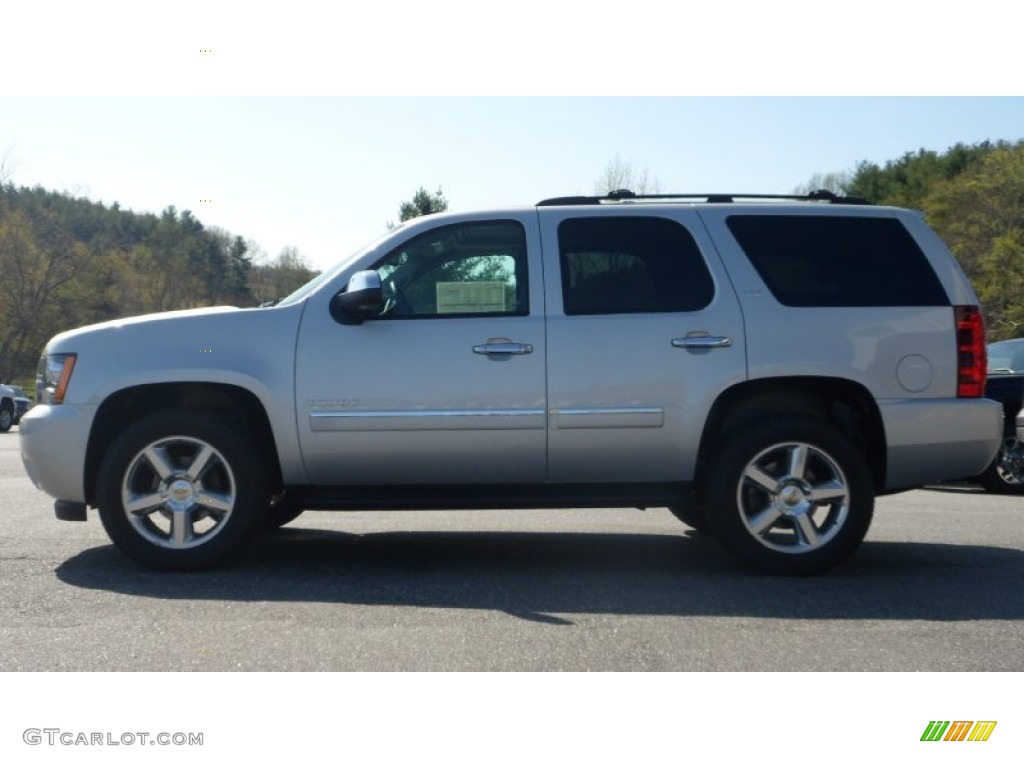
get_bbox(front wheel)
[0,403,12,432]
[703,417,874,575]
[97,410,271,570]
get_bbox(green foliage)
[392,186,448,228]
[0,184,266,380]
[923,143,1024,339]
[845,141,998,208]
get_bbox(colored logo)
[921,721,997,742]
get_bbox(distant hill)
[0,184,315,380]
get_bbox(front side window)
[372,221,527,318]
[558,216,714,315]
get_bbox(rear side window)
[558,217,714,315]
[726,215,949,307]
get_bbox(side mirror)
[331,270,383,325]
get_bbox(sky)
[3,96,1022,271]
[3,2,1023,271]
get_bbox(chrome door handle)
[671,336,732,349]
[473,342,534,355]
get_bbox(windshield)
[274,227,404,307]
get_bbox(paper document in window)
[436,281,507,313]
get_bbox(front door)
[295,216,547,485]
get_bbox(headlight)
[36,353,77,404]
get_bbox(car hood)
[47,306,240,347]
[42,302,307,408]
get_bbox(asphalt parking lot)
[2,427,1022,671]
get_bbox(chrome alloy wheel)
[120,436,237,549]
[994,437,1024,485]
[736,441,851,553]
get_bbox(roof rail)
[536,189,873,206]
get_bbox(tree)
[0,207,96,380]
[0,147,14,184]
[390,186,448,228]
[0,184,279,378]
[595,155,660,195]
[208,228,254,305]
[792,171,851,196]
[922,141,1024,339]
[844,142,996,207]
[248,246,319,305]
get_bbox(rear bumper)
[881,398,1002,489]
[18,403,96,504]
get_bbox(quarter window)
[726,215,949,307]
[558,217,714,315]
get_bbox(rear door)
[539,208,747,482]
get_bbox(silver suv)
[19,191,1002,574]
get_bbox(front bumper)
[18,403,97,504]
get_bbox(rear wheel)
[97,410,270,570]
[703,417,874,575]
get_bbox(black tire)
[96,410,271,571]
[976,436,1024,494]
[0,403,12,433]
[264,496,304,530]
[667,504,709,533]
[702,417,874,575]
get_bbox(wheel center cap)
[782,485,803,504]
[168,479,195,504]
[778,483,806,513]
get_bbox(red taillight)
[955,305,986,398]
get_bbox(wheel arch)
[695,376,886,493]
[84,382,282,506]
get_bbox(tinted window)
[726,215,948,307]
[558,217,714,315]
[373,221,527,318]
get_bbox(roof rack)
[536,189,873,206]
